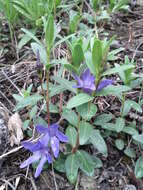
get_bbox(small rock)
[125,184,137,190]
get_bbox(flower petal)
[56,131,68,143]
[45,151,52,163]
[36,124,48,134]
[97,79,113,91]
[81,69,91,81]
[20,152,40,168]
[39,133,49,147]
[34,156,47,178]
[72,72,83,87]
[51,137,59,158]
[49,124,59,137]
[22,141,41,152]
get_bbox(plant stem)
[72,114,80,153]
[121,93,126,117]
[46,70,50,126]
[46,52,50,126]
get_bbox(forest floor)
[0,3,143,190]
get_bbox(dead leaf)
[8,112,23,147]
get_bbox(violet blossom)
[72,69,113,94]
[20,136,52,178]
[36,123,68,158]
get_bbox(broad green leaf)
[49,103,58,113]
[13,94,23,102]
[107,47,124,61]
[69,10,81,34]
[103,65,135,76]
[15,95,43,110]
[30,105,37,120]
[115,117,125,132]
[123,127,138,136]
[62,109,78,127]
[66,126,77,147]
[23,120,30,130]
[21,28,42,46]
[102,123,116,131]
[45,15,54,51]
[65,154,79,184]
[77,103,97,121]
[96,85,131,99]
[54,154,66,173]
[122,100,142,116]
[67,93,94,109]
[18,30,36,50]
[115,139,124,150]
[94,113,113,126]
[92,39,102,78]
[79,121,93,145]
[135,156,143,179]
[92,156,103,168]
[64,63,77,74]
[90,130,107,156]
[76,150,94,176]
[72,43,84,68]
[85,51,96,76]
[124,148,136,158]
[50,84,67,97]
[133,133,143,144]
[52,76,77,94]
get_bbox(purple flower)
[20,136,52,178]
[72,69,113,94]
[36,123,68,158]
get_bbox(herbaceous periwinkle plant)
[19,16,116,182]
[18,4,143,185]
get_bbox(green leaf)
[52,76,77,94]
[96,85,131,99]
[65,154,79,184]
[45,14,54,51]
[76,150,95,176]
[92,39,102,78]
[115,139,124,150]
[89,130,107,156]
[85,51,96,76]
[77,103,97,121]
[66,126,77,147]
[115,117,125,132]
[64,63,77,74]
[30,105,37,120]
[21,28,42,46]
[103,65,135,76]
[123,127,138,136]
[72,43,84,68]
[23,120,30,131]
[94,113,113,126]
[122,100,142,116]
[101,123,116,131]
[107,47,124,61]
[15,95,43,111]
[133,133,143,144]
[79,121,93,145]
[135,156,143,179]
[62,109,78,127]
[54,154,66,173]
[67,93,94,109]
[69,10,81,34]
[124,148,136,158]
